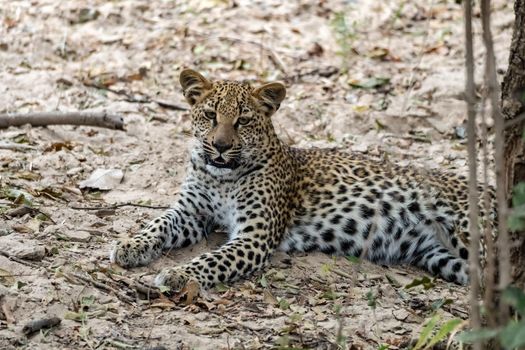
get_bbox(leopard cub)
[111,69,494,290]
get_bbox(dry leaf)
[263,289,279,305]
[79,169,124,190]
[0,268,15,287]
[181,280,200,305]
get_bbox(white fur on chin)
[205,164,233,176]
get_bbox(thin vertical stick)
[480,95,497,328]
[464,0,482,347]
[480,0,510,322]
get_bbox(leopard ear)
[179,69,212,105]
[252,82,286,116]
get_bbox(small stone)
[67,167,83,176]
[13,246,46,261]
[65,230,91,242]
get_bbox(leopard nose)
[212,140,232,153]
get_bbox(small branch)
[83,82,188,111]
[5,205,56,224]
[69,202,170,210]
[464,1,482,347]
[0,250,42,269]
[331,268,353,279]
[109,274,161,300]
[481,0,511,324]
[283,66,340,83]
[22,317,61,335]
[480,94,497,328]
[65,272,136,305]
[0,111,125,130]
[0,142,36,151]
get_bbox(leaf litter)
[0,0,514,349]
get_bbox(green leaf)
[431,298,453,311]
[158,285,171,293]
[508,211,525,232]
[502,286,525,316]
[278,298,290,310]
[512,182,525,207]
[366,289,377,310]
[81,295,95,307]
[259,274,268,288]
[456,328,500,344]
[405,276,435,290]
[424,318,463,349]
[348,77,390,89]
[214,282,229,293]
[413,313,440,350]
[499,320,525,349]
[322,289,337,300]
[346,255,360,263]
[64,311,87,322]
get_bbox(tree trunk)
[501,0,525,286]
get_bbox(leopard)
[110,69,494,291]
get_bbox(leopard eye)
[204,111,216,120]
[237,117,250,126]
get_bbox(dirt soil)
[0,0,515,349]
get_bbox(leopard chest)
[205,185,237,237]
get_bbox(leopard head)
[179,69,286,173]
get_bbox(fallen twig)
[331,268,354,279]
[0,142,37,151]
[0,250,42,269]
[283,66,339,83]
[83,82,187,111]
[70,202,170,210]
[5,205,56,224]
[109,274,161,300]
[65,272,135,305]
[4,205,35,217]
[0,111,125,130]
[22,316,61,335]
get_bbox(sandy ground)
[0,0,514,349]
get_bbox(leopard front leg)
[154,234,275,290]
[110,188,212,267]
[154,178,288,291]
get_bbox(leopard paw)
[154,267,200,292]
[109,235,162,268]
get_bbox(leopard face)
[179,70,286,173]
